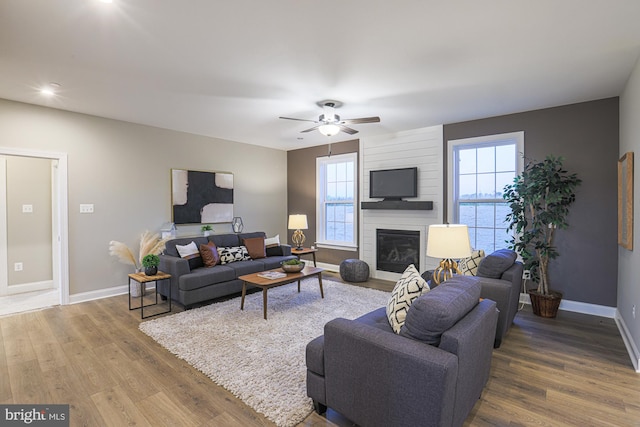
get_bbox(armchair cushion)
[400,276,481,345]
[477,249,517,279]
[386,264,430,333]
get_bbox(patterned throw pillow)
[175,241,204,270]
[386,264,430,334]
[218,246,251,264]
[458,249,485,276]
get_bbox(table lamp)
[426,224,472,285]
[288,214,308,249]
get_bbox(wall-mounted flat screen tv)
[369,167,418,201]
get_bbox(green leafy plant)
[142,254,160,268]
[503,155,581,295]
[201,225,213,232]
[283,258,303,265]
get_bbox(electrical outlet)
[79,204,94,213]
[22,204,33,213]
[523,270,531,280]
[14,262,23,272]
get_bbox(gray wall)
[0,98,289,296]
[444,98,619,307]
[287,140,359,266]
[619,56,640,361]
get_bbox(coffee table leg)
[298,280,301,293]
[318,274,324,298]
[263,289,268,320]
[240,282,247,310]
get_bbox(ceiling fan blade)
[338,125,359,135]
[301,125,321,133]
[340,116,381,125]
[279,116,318,123]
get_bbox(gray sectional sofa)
[158,231,296,308]
[306,277,498,427]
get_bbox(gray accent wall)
[287,140,359,266]
[444,98,619,307]
[0,98,289,296]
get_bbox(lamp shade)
[426,224,472,259]
[288,214,308,230]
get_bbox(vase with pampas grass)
[109,231,169,296]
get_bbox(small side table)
[291,247,318,267]
[128,271,172,319]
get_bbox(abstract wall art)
[171,169,234,224]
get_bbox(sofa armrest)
[158,254,190,300]
[323,318,457,427]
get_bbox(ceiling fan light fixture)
[318,124,340,137]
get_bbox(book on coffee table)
[257,271,287,280]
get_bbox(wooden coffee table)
[239,266,324,319]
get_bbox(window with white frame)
[316,153,357,250]
[448,132,524,253]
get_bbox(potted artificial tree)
[503,155,581,318]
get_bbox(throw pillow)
[218,246,251,264]
[265,234,280,248]
[242,236,266,259]
[386,264,430,334]
[199,242,220,267]
[400,276,482,346]
[175,241,204,270]
[476,249,517,279]
[458,249,486,276]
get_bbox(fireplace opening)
[376,229,420,273]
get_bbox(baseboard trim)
[518,293,617,318]
[614,311,640,373]
[69,284,128,304]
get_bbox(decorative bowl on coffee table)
[282,260,305,273]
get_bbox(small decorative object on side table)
[128,271,172,319]
[291,246,318,267]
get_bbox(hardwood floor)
[1,273,638,426]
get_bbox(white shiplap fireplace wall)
[359,125,444,281]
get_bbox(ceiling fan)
[279,100,380,137]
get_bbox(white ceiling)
[2,1,640,151]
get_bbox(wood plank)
[91,385,152,427]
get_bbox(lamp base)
[291,229,306,249]
[432,259,462,285]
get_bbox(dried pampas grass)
[109,230,170,270]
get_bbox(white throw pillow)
[265,234,280,248]
[458,249,486,276]
[386,264,430,334]
[176,241,199,258]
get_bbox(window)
[448,132,524,253]
[316,153,357,250]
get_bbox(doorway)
[0,147,69,316]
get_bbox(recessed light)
[40,82,61,96]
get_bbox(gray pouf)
[340,259,370,282]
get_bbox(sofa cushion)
[210,234,241,248]
[400,276,481,346]
[386,264,430,334]
[224,259,265,276]
[458,249,485,276]
[243,236,266,259]
[178,265,236,291]
[477,249,517,279]
[218,246,251,264]
[165,237,208,257]
[199,242,220,267]
[175,241,204,270]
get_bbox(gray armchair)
[306,277,498,427]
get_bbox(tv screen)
[369,167,418,200]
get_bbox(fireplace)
[376,229,420,273]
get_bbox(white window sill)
[316,242,358,252]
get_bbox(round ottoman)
[339,259,370,282]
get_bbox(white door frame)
[0,147,69,305]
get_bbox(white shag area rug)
[139,278,389,427]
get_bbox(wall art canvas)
[171,169,234,224]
